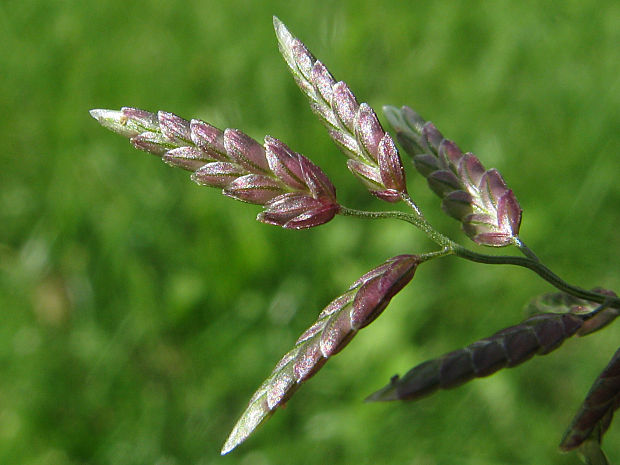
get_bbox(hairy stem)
[338,206,453,248]
[400,192,425,218]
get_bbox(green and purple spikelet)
[384,105,522,246]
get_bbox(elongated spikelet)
[383,105,522,246]
[367,312,583,402]
[221,255,420,454]
[274,17,407,202]
[560,348,620,452]
[90,108,340,229]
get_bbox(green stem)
[513,236,540,262]
[453,245,620,309]
[418,247,453,263]
[338,206,452,248]
[401,192,424,218]
[338,205,620,309]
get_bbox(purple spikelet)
[274,17,407,202]
[384,105,522,247]
[561,348,620,452]
[89,108,340,229]
[368,312,584,402]
[221,255,420,454]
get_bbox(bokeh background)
[1,0,619,464]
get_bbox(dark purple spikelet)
[221,254,420,454]
[367,312,583,402]
[383,105,522,247]
[274,17,408,203]
[90,108,340,229]
[560,348,620,451]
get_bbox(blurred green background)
[1,0,619,464]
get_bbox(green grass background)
[1,1,619,464]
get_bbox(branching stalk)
[90,15,620,462]
[453,245,620,309]
[340,206,620,309]
[513,236,541,262]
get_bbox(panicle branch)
[90,107,340,229]
[383,105,522,247]
[221,254,420,455]
[273,17,407,203]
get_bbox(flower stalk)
[90,16,620,462]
